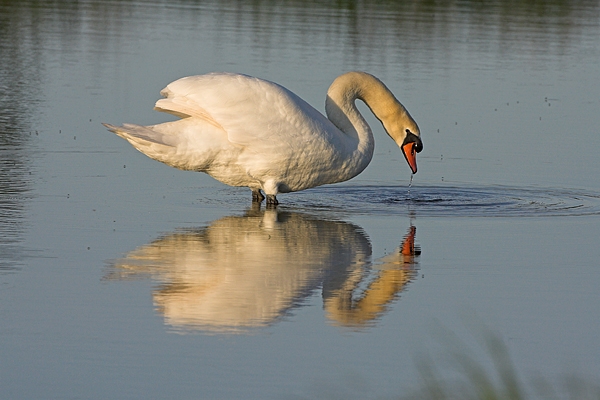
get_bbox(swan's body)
[104,72,422,205]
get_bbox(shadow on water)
[105,207,420,334]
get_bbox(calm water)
[1,1,600,398]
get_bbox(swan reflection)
[107,209,419,333]
[325,225,420,327]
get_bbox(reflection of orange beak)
[400,226,418,256]
[402,142,418,174]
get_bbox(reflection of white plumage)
[107,210,420,333]
[104,72,422,205]
[108,210,372,333]
[324,225,420,327]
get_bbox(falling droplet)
[408,174,414,197]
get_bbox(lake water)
[1,1,600,399]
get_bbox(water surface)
[1,1,599,399]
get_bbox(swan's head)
[400,128,423,174]
[383,117,422,174]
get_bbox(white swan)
[103,71,422,205]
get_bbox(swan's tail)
[102,122,188,169]
[103,123,176,147]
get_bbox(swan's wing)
[154,73,340,151]
[154,92,224,130]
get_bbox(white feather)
[104,72,421,201]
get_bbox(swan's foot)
[252,189,265,203]
[266,194,279,207]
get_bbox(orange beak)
[402,142,418,174]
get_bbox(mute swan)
[103,71,423,205]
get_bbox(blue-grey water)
[1,1,599,399]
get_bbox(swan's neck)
[325,72,412,174]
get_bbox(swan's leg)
[251,189,265,203]
[262,180,279,206]
[266,194,279,206]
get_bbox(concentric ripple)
[285,185,600,217]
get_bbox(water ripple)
[284,185,600,217]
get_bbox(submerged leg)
[252,189,265,203]
[266,194,279,207]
